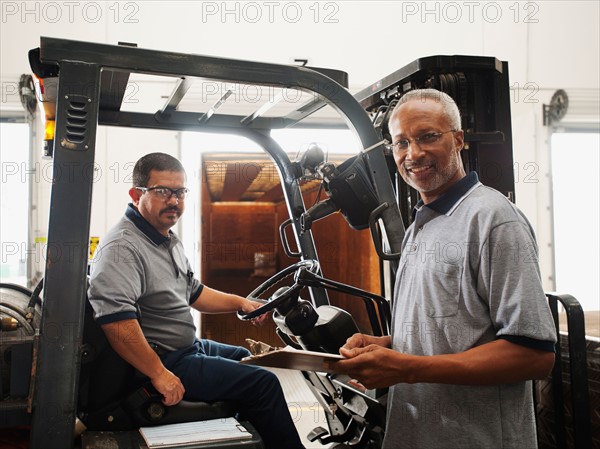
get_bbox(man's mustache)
[160,206,180,215]
[403,158,435,170]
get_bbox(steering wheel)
[237,259,320,320]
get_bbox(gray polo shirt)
[88,204,203,353]
[383,172,556,449]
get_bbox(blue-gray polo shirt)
[383,172,556,449]
[88,204,203,353]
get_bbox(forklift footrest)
[307,426,330,442]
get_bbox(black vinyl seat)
[78,298,236,432]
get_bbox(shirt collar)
[412,171,480,220]
[125,203,170,245]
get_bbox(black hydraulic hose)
[27,278,44,309]
[0,282,32,297]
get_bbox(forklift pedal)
[307,426,330,442]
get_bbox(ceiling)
[202,152,351,203]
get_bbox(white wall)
[1,1,599,292]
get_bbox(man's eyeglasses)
[387,130,456,153]
[136,186,190,200]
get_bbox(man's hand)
[340,333,391,353]
[192,287,269,326]
[152,368,186,406]
[324,333,399,389]
[335,344,409,389]
[329,333,403,389]
[240,298,270,326]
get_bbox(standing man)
[330,89,556,448]
[88,152,305,449]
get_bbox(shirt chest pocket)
[418,260,463,318]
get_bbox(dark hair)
[132,152,185,187]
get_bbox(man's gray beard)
[401,157,462,193]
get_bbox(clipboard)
[240,346,344,373]
[139,417,252,448]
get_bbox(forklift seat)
[78,298,237,432]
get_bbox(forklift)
[1,37,590,448]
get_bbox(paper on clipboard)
[240,346,344,373]
[139,417,252,448]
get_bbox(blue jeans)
[160,339,305,449]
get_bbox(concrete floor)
[272,367,333,449]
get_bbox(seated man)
[88,152,305,449]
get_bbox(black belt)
[148,342,167,356]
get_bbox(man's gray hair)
[390,89,462,130]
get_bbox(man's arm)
[101,319,185,406]
[190,286,265,315]
[332,338,554,390]
[190,286,244,312]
